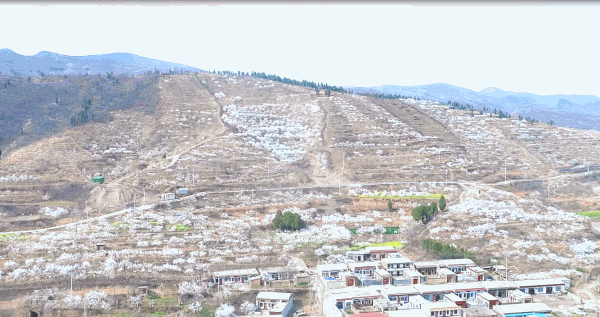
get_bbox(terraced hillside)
[3,72,600,315]
[2,72,600,226]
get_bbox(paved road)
[3,169,597,235]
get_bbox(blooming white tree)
[130,295,142,308]
[84,291,111,310]
[215,303,237,317]
[239,301,257,315]
[178,280,206,297]
[189,301,203,312]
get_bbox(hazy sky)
[1,4,599,96]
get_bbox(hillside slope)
[2,73,600,315]
[348,83,600,130]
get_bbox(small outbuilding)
[176,188,188,195]
[161,193,175,201]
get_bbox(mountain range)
[0,49,201,76]
[346,83,600,130]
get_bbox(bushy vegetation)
[359,192,442,199]
[412,203,438,224]
[439,195,446,211]
[422,239,474,260]
[272,210,305,230]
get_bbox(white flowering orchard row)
[0,174,39,182]
[38,206,69,218]
[221,103,322,162]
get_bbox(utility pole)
[505,160,507,182]
[446,170,448,182]
[71,273,73,296]
[438,149,441,163]
[193,167,195,186]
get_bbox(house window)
[537,287,544,293]
[555,286,561,292]
[454,310,458,315]
[431,313,435,317]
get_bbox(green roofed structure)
[91,175,105,184]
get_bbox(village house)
[420,301,462,317]
[349,262,380,276]
[437,259,475,274]
[405,270,425,285]
[465,266,486,282]
[443,293,466,308]
[255,292,294,317]
[379,285,420,305]
[475,292,499,309]
[331,288,383,310]
[365,246,399,260]
[506,290,533,304]
[438,268,457,284]
[212,268,260,284]
[380,257,413,277]
[413,284,455,302]
[479,281,518,298]
[414,262,439,276]
[512,279,566,295]
[450,283,485,301]
[259,267,298,281]
[493,303,552,317]
[374,269,392,285]
[318,263,349,278]
[347,250,372,262]
[346,247,400,262]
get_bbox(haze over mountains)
[0,49,202,76]
[347,83,600,130]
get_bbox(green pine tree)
[439,195,446,211]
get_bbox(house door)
[478,275,483,281]
[347,278,355,286]
[528,288,535,295]
[413,278,418,284]
[546,287,552,294]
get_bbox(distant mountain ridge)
[345,83,600,130]
[0,49,202,76]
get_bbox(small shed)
[161,193,175,201]
[439,267,457,283]
[138,286,149,295]
[294,273,310,286]
[91,175,105,184]
[444,293,467,308]
[96,244,105,251]
[250,276,262,288]
[476,292,500,309]
[176,188,188,195]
